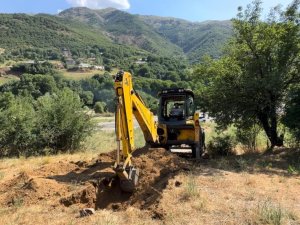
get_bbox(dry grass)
[0,126,299,225]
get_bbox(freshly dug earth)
[0,147,190,218]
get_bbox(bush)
[11,61,56,75]
[0,89,93,157]
[236,125,261,152]
[283,87,300,142]
[0,96,37,156]
[207,134,236,157]
[94,101,107,113]
[36,88,93,152]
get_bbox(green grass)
[91,116,114,123]
[0,171,4,180]
[0,75,19,85]
[60,69,105,80]
[82,128,145,153]
[202,121,269,153]
[61,68,119,80]
[180,173,200,201]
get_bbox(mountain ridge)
[59,7,233,62]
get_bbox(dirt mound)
[0,172,69,207]
[60,184,95,207]
[0,147,191,219]
[94,148,190,218]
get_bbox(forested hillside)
[140,16,232,63]
[0,13,151,68]
[59,7,232,62]
[0,8,232,65]
[59,7,185,58]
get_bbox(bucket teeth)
[119,167,139,193]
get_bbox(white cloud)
[66,0,130,10]
[57,9,63,13]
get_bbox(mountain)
[0,13,108,51]
[59,8,233,62]
[0,8,233,65]
[0,13,154,68]
[139,15,232,63]
[59,7,185,58]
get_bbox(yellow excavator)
[113,71,204,192]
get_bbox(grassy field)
[60,69,105,80]
[60,68,119,80]
[0,119,299,225]
[0,75,19,85]
[0,141,299,225]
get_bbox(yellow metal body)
[114,71,159,181]
[113,71,202,184]
[157,112,200,146]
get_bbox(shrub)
[0,96,37,156]
[80,91,94,106]
[236,125,261,152]
[283,87,300,142]
[94,101,107,113]
[207,134,236,156]
[36,88,93,152]
[0,89,93,157]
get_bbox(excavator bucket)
[119,167,139,193]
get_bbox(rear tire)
[192,144,202,158]
[192,129,205,158]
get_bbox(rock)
[79,208,95,217]
[175,181,182,187]
[75,161,87,167]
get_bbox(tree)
[94,101,107,113]
[283,86,300,141]
[0,95,37,156]
[36,88,93,151]
[194,0,300,148]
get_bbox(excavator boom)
[112,71,203,192]
[114,71,159,192]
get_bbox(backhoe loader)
[113,71,204,192]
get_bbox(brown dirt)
[1,147,300,224]
[0,147,191,219]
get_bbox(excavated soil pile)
[0,148,191,218]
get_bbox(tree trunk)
[257,111,283,148]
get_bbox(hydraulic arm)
[114,71,159,192]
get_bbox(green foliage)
[258,200,284,225]
[11,61,56,75]
[80,91,94,106]
[0,89,92,157]
[207,134,236,156]
[60,8,185,58]
[283,86,300,142]
[140,16,232,63]
[236,124,261,152]
[36,88,92,152]
[194,0,300,147]
[0,95,37,156]
[0,74,58,99]
[94,101,107,113]
[130,55,189,81]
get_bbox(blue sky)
[0,0,292,22]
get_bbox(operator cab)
[158,88,195,123]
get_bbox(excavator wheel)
[120,167,139,193]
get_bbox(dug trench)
[0,147,192,219]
